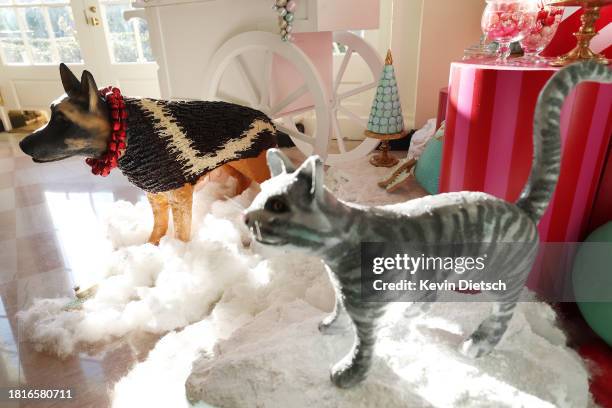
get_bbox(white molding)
[132,0,214,8]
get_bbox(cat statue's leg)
[319,296,349,335]
[330,301,386,388]
[460,247,535,358]
[460,301,516,358]
[403,290,437,319]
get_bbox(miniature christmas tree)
[365,50,406,167]
[367,50,404,135]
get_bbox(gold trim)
[385,49,393,65]
[549,0,611,66]
[364,130,405,141]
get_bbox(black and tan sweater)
[118,98,277,193]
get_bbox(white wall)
[389,0,424,129]
[391,0,484,129]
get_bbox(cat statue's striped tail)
[517,62,612,221]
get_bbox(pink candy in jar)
[520,4,563,59]
[481,0,537,64]
[483,2,534,42]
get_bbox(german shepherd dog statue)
[20,64,278,247]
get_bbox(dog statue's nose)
[19,136,31,155]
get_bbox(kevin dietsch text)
[369,254,508,292]
[372,279,507,292]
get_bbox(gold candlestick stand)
[549,0,611,66]
[365,130,405,167]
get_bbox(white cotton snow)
[184,298,590,408]
[17,170,592,408]
[406,118,438,160]
[18,179,331,357]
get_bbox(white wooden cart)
[128,0,383,164]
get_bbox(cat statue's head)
[244,149,341,254]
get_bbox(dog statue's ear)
[59,63,80,96]
[80,71,100,112]
[267,148,295,176]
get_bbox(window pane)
[48,6,81,62]
[48,6,74,37]
[29,38,52,63]
[0,38,25,63]
[24,7,48,38]
[101,1,154,63]
[103,3,137,62]
[0,8,25,63]
[23,7,53,63]
[0,7,19,34]
[110,32,137,62]
[0,9,19,32]
[136,18,153,62]
[56,37,80,62]
[0,3,81,65]
[104,3,131,33]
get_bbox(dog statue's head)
[19,64,112,163]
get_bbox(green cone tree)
[367,50,404,136]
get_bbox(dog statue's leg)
[227,150,272,192]
[147,192,170,245]
[220,164,252,195]
[168,183,194,242]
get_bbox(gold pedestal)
[365,130,405,168]
[549,0,611,66]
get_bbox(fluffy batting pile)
[18,167,593,408]
[185,298,591,408]
[18,180,331,358]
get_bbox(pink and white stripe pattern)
[440,62,612,292]
[442,63,612,241]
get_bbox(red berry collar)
[85,86,127,177]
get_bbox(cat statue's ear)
[267,148,296,176]
[298,155,324,202]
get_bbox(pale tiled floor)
[0,132,426,407]
[0,132,152,408]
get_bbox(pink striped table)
[440,62,612,295]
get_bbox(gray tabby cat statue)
[244,62,612,388]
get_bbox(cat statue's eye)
[265,197,289,213]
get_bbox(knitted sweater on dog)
[118,98,277,193]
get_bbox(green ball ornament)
[573,222,612,346]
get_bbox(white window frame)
[0,0,82,65]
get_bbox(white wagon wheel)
[327,31,384,165]
[204,31,331,160]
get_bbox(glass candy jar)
[481,0,537,64]
[519,2,563,64]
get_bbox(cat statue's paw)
[318,319,349,335]
[330,359,368,389]
[403,302,433,320]
[319,320,346,336]
[459,336,494,359]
